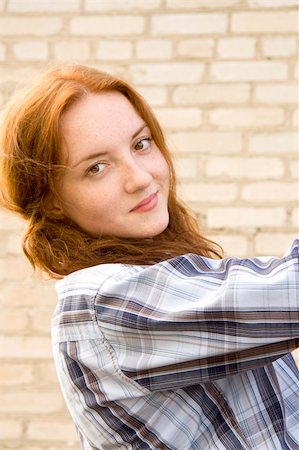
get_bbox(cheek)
[58,181,92,216]
[150,145,169,177]
[158,157,170,185]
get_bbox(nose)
[123,159,152,193]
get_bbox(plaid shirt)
[52,240,299,449]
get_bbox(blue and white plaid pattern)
[52,240,299,449]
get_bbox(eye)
[87,162,107,176]
[135,137,152,151]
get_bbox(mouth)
[130,192,158,213]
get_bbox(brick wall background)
[0,0,298,448]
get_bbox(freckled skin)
[56,91,170,239]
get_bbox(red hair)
[0,65,222,278]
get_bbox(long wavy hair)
[0,64,222,278]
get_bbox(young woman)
[1,64,298,450]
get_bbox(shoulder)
[54,238,299,300]
[53,256,198,316]
[55,263,131,299]
[52,263,131,342]
[54,255,199,298]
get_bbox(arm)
[94,240,299,389]
[52,241,299,448]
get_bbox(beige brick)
[0,209,25,231]
[177,38,214,58]
[96,41,132,61]
[295,61,299,80]
[131,63,204,85]
[179,182,237,203]
[0,281,56,308]
[92,64,135,78]
[0,232,10,258]
[151,14,227,35]
[136,86,167,106]
[217,38,256,59]
[34,362,58,385]
[249,133,298,153]
[166,0,239,7]
[29,309,52,334]
[206,157,284,179]
[290,160,298,178]
[154,107,202,129]
[0,419,23,439]
[136,40,172,60]
[0,42,6,61]
[27,420,77,441]
[0,233,9,258]
[0,309,28,332]
[209,108,284,128]
[0,18,62,35]
[3,237,27,261]
[208,234,248,257]
[12,447,80,450]
[254,233,298,256]
[173,84,250,105]
[53,41,90,61]
[0,392,62,413]
[0,336,51,359]
[242,182,298,202]
[207,207,286,228]
[254,84,298,104]
[174,157,199,179]
[0,67,41,84]
[0,364,33,385]
[10,448,79,450]
[232,12,298,33]
[211,61,288,82]
[70,16,144,36]
[8,0,80,11]
[291,208,298,228]
[6,232,23,255]
[0,257,32,281]
[262,37,297,57]
[169,131,242,154]
[13,41,48,61]
[293,348,299,366]
[248,0,298,6]
[292,109,298,128]
[85,0,160,10]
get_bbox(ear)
[49,204,65,219]
[43,195,65,219]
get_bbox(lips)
[130,192,158,213]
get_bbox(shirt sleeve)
[92,239,299,390]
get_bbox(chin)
[139,217,169,239]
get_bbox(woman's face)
[56,91,170,239]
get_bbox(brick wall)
[0,0,298,448]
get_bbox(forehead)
[60,91,141,136]
[58,91,145,165]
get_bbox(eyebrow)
[71,123,148,168]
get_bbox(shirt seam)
[91,266,151,395]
